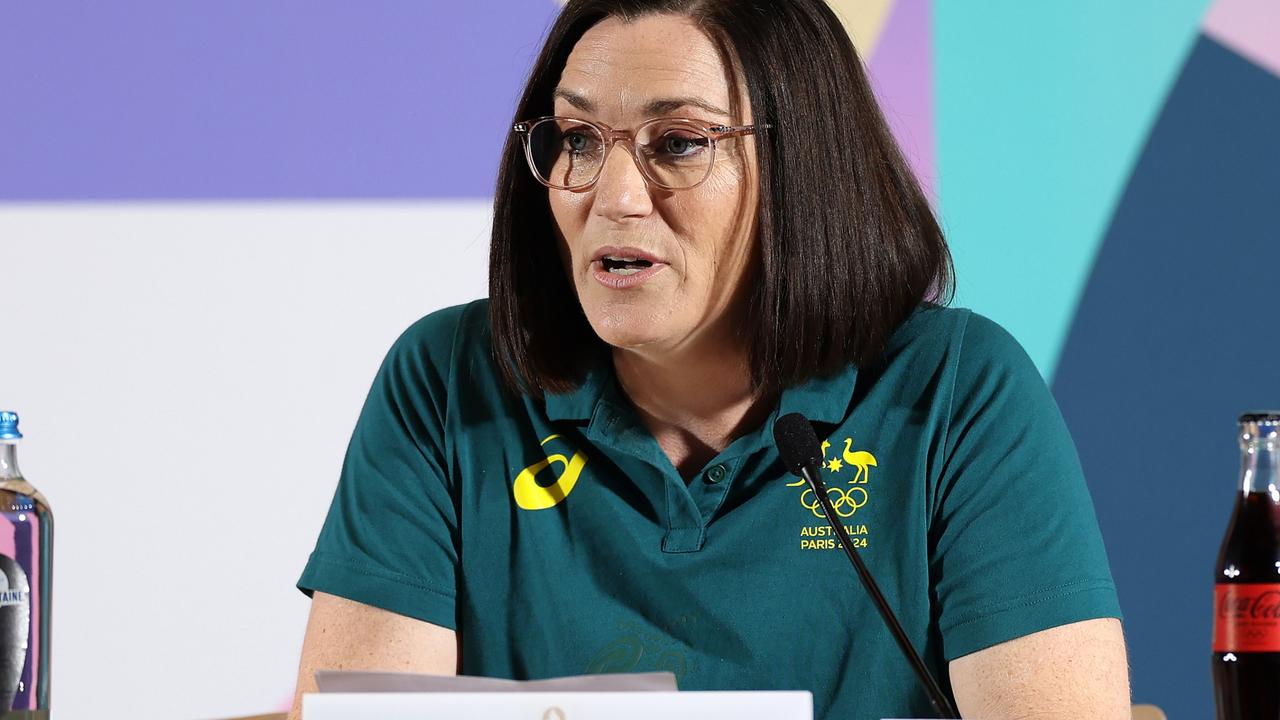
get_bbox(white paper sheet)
[304,690,813,720]
[314,670,679,693]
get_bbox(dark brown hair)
[489,0,953,397]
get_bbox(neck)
[613,335,773,478]
[0,443,20,480]
[615,344,756,419]
[1241,438,1280,497]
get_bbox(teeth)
[599,253,655,277]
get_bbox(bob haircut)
[489,0,953,398]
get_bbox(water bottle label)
[1214,583,1280,652]
[0,556,30,710]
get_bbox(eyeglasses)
[512,116,771,191]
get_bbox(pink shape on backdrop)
[867,0,936,202]
[1203,0,1280,77]
[0,515,14,559]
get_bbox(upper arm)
[288,591,458,719]
[949,617,1130,719]
[292,309,471,718]
[931,314,1129,716]
[299,308,468,628]
[931,312,1121,660]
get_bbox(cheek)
[549,192,590,256]
[680,165,752,268]
[548,192,578,234]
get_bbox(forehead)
[555,14,736,119]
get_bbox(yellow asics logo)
[786,437,878,518]
[512,434,588,510]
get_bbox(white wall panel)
[0,201,492,719]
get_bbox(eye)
[563,130,600,155]
[659,133,708,158]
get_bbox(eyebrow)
[552,89,732,118]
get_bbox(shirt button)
[705,464,728,484]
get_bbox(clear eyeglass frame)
[511,116,772,191]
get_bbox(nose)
[592,141,653,221]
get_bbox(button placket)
[704,463,728,484]
[692,458,737,522]
[584,402,704,551]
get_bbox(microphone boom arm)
[800,463,961,718]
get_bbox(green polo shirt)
[299,300,1120,720]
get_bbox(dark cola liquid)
[1214,491,1280,720]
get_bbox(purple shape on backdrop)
[0,2,561,200]
[867,0,935,201]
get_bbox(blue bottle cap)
[0,411,22,441]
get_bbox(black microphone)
[773,412,960,719]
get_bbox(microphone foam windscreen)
[773,412,822,475]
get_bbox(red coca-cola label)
[1214,583,1280,652]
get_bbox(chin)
[584,303,672,351]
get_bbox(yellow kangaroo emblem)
[512,434,588,510]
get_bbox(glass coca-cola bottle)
[1214,411,1280,719]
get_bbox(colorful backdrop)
[1,1,1276,717]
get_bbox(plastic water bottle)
[0,412,52,718]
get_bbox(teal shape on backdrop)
[934,0,1211,379]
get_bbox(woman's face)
[549,14,759,357]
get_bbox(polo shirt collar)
[544,361,613,422]
[544,359,859,427]
[776,362,860,426]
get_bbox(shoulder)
[888,305,1038,381]
[382,299,492,370]
[872,305,1051,440]
[392,299,491,354]
[369,300,496,404]
[892,304,1024,355]
[895,308,1066,464]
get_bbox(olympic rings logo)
[799,485,868,518]
[788,435,878,518]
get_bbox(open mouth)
[600,255,655,276]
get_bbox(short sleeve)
[297,305,468,630]
[931,311,1121,660]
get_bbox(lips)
[589,245,668,289]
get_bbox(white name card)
[304,690,813,720]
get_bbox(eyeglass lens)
[526,119,714,190]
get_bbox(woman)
[290,1,1130,718]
